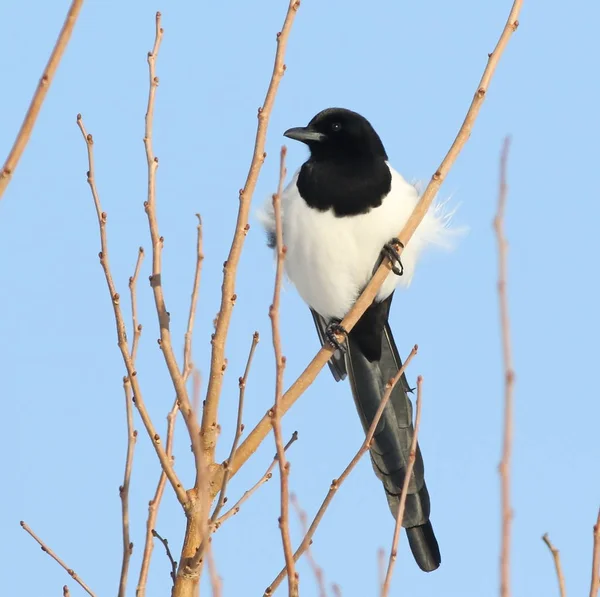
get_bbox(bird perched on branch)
[258,107,455,572]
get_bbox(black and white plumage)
[259,107,453,572]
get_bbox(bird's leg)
[381,238,404,276]
[325,320,348,352]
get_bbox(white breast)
[258,163,453,321]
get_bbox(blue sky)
[1,1,599,596]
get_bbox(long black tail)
[311,308,441,572]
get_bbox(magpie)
[259,107,454,572]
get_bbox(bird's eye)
[331,122,342,132]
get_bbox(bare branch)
[291,494,327,597]
[76,114,188,507]
[542,534,567,597]
[141,12,203,485]
[591,508,600,597]
[183,215,204,377]
[20,521,96,597]
[214,432,298,529]
[152,529,178,589]
[381,376,424,596]
[228,0,523,481]
[495,138,515,597]
[211,332,260,524]
[118,378,137,597]
[265,346,418,595]
[0,0,84,200]
[268,146,298,595]
[206,542,223,597]
[129,247,145,362]
[63,586,71,597]
[201,0,301,462]
[136,398,179,597]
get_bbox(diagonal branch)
[0,0,84,200]
[20,521,96,597]
[265,346,418,595]
[201,0,301,462]
[76,114,188,508]
[381,376,424,596]
[225,0,523,486]
[495,137,515,597]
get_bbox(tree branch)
[381,376,424,596]
[20,521,96,597]
[0,0,84,200]
[201,0,301,462]
[542,533,567,597]
[265,346,418,595]
[495,137,515,597]
[226,0,524,481]
[76,114,188,507]
[590,508,600,597]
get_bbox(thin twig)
[136,398,179,597]
[152,529,178,589]
[381,376,424,596]
[214,431,298,529]
[211,332,260,524]
[129,247,145,362]
[76,114,188,508]
[118,379,138,597]
[183,215,204,378]
[0,0,84,200]
[269,147,298,595]
[118,247,144,597]
[590,508,600,597]
[542,534,567,597]
[332,585,342,597]
[291,494,327,597]
[495,138,515,597]
[265,346,418,595]
[142,12,203,485]
[63,586,71,597]
[377,548,386,594]
[206,542,223,597]
[20,521,96,597]
[226,0,523,483]
[201,0,301,462]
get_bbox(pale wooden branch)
[381,376,424,596]
[183,215,204,378]
[495,137,515,597]
[590,508,600,597]
[152,529,177,588]
[227,0,523,481]
[211,332,260,524]
[0,0,84,200]
[268,146,298,595]
[129,247,145,362]
[542,533,567,597]
[118,378,138,597]
[206,542,223,597]
[118,247,144,597]
[291,494,327,597]
[142,12,203,485]
[265,346,418,595]
[63,586,70,597]
[20,521,96,597]
[201,0,301,462]
[214,431,298,529]
[76,115,188,507]
[136,398,179,597]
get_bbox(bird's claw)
[382,238,404,276]
[326,321,348,352]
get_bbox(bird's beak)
[283,126,325,144]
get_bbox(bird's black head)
[284,108,388,162]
